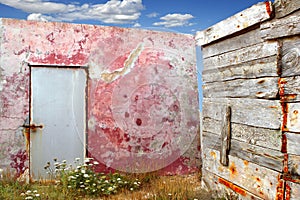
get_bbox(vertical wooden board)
[287,103,300,133]
[203,41,279,71]
[220,106,231,166]
[203,117,282,151]
[281,36,300,77]
[202,98,282,129]
[203,77,279,99]
[196,1,273,46]
[285,132,300,155]
[288,182,300,200]
[201,169,264,200]
[274,0,300,19]
[201,28,263,59]
[261,10,300,40]
[202,148,280,199]
[202,56,279,83]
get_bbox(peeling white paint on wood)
[285,132,300,155]
[196,1,273,46]
[203,41,279,71]
[202,148,279,199]
[201,29,264,59]
[203,132,284,172]
[203,77,279,99]
[202,169,264,200]
[202,98,282,129]
[203,117,282,151]
[261,10,300,40]
[274,0,300,19]
[287,103,300,133]
[288,182,300,200]
[202,56,279,83]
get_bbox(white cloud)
[146,12,158,18]
[133,22,141,27]
[0,0,144,24]
[27,13,50,22]
[153,13,194,28]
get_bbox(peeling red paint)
[218,177,247,196]
[265,1,273,17]
[1,18,198,176]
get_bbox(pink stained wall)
[0,18,200,175]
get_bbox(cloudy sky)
[0,0,268,34]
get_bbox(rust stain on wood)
[229,162,238,178]
[275,177,285,200]
[279,78,289,132]
[218,177,247,196]
[265,1,273,17]
[282,134,287,153]
[285,182,291,200]
[283,154,289,174]
[210,151,217,159]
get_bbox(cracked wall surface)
[0,18,200,176]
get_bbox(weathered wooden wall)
[197,0,300,199]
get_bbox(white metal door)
[30,67,86,180]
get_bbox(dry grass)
[1,169,215,200]
[99,173,214,200]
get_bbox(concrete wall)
[0,18,200,176]
[197,1,300,199]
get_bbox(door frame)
[28,64,89,180]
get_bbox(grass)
[0,161,218,200]
[0,171,215,200]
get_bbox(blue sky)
[0,0,269,34]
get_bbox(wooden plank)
[196,1,273,46]
[288,155,300,176]
[261,10,300,40]
[203,132,283,172]
[203,41,279,71]
[203,118,282,151]
[288,182,300,200]
[203,77,278,99]
[201,29,264,59]
[202,169,264,200]
[274,0,300,19]
[285,132,300,155]
[280,76,300,102]
[202,147,280,199]
[202,98,282,129]
[287,103,300,133]
[281,36,300,77]
[220,106,231,166]
[202,56,279,83]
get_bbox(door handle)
[22,124,43,132]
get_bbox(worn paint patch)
[100,43,144,83]
[88,44,198,173]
